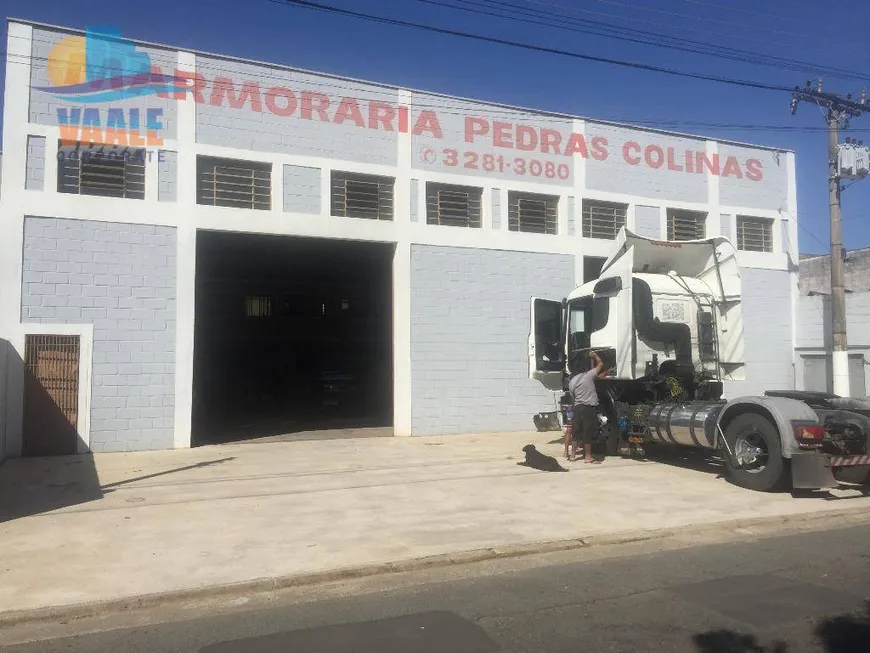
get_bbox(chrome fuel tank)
[647,402,725,449]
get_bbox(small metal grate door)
[23,334,81,457]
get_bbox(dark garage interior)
[191,231,395,445]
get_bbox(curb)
[2,506,869,629]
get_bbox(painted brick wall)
[158,150,178,202]
[492,189,502,229]
[720,213,733,241]
[634,205,661,239]
[283,164,321,214]
[29,27,178,139]
[410,92,575,187]
[584,124,708,203]
[195,56,398,165]
[567,196,575,236]
[799,251,870,295]
[25,135,46,191]
[410,179,419,222]
[410,246,575,435]
[722,268,794,398]
[718,144,788,212]
[796,292,870,350]
[21,217,177,453]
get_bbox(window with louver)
[57,141,145,200]
[331,171,394,221]
[197,156,271,210]
[508,191,559,235]
[667,209,707,241]
[581,200,627,240]
[736,216,774,252]
[425,183,482,228]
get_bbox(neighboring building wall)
[411,246,575,435]
[799,249,870,295]
[20,218,177,452]
[795,292,870,397]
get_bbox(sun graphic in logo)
[46,35,89,87]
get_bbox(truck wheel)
[723,413,788,492]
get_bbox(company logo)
[35,25,186,103]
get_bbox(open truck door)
[529,297,565,392]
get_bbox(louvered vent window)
[57,141,145,199]
[581,200,627,240]
[331,171,394,221]
[426,183,482,228]
[667,209,707,241]
[737,216,774,252]
[508,191,558,235]
[197,156,271,210]
[245,295,272,317]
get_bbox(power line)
[676,0,816,27]
[267,0,795,93]
[511,0,854,55]
[416,0,870,84]
[8,44,869,138]
[589,0,848,48]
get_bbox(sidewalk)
[0,431,868,620]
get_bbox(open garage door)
[192,231,394,445]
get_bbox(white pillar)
[172,50,198,448]
[393,90,413,436]
[0,23,35,457]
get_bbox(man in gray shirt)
[566,349,606,462]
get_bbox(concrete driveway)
[0,431,867,620]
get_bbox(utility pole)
[791,80,869,397]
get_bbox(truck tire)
[723,413,788,492]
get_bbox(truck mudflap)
[791,453,838,490]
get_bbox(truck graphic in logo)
[35,25,186,103]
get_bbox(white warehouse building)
[0,19,800,457]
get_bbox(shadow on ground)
[198,611,500,653]
[0,455,103,523]
[693,601,870,653]
[0,456,235,522]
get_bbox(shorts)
[573,404,599,444]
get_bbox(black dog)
[517,444,568,472]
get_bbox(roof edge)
[6,16,794,154]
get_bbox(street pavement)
[0,431,868,619]
[2,522,868,652]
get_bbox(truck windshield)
[567,299,591,373]
[567,296,608,374]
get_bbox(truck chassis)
[554,380,870,492]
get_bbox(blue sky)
[2,0,869,254]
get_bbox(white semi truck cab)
[529,228,870,492]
